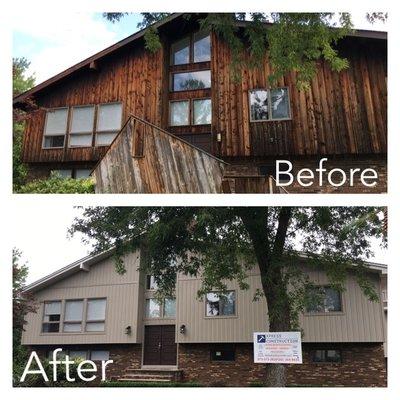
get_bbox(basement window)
[312,349,342,363]
[90,350,110,361]
[43,108,68,148]
[206,291,236,317]
[69,105,94,147]
[249,88,291,122]
[210,345,235,361]
[42,301,61,332]
[96,103,123,146]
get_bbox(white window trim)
[249,87,292,123]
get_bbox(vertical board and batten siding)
[176,267,385,343]
[93,118,226,193]
[22,44,164,164]
[211,34,387,158]
[21,252,142,345]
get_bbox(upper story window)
[249,87,291,122]
[41,297,107,334]
[69,105,95,147]
[42,301,61,332]
[43,102,122,150]
[145,298,176,319]
[206,291,236,317]
[170,99,212,127]
[170,31,211,66]
[43,108,68,148]
[146,275,159,290]
[171,70,211,92]
[306,286,342,313]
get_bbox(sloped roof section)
[13,13,387,105]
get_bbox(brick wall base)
[178,342,387,387]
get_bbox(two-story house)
[21,248,387,387]
[13,13,387,193]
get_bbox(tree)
[69,206,385,386]
[104,12,387,88]
[13,248,36,385]
[13,58,36,190]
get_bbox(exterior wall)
[211,35,387,159]
[178,342,386,387]
[25,162,96,181]
[176,265,386,343]
[22,251,142,345]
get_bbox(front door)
[143,325,177,365]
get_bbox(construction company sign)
[253,332,302,364]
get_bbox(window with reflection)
[145,298,161,318]
[163,298,176,318]
[172,70,211,92]
[170,32,210,65]
[206,291,236,317]
[171,37,190,65]
[193,99,211,125]
[249,88,290,121]
[193,31,211,62]
[170,101,190,126]
[306,286,342,313]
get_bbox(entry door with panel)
[143,325,177,365]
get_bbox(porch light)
[180,324,186,334]
[125,326,132,335]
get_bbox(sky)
[12,204,387,285]
[12,12,387,85]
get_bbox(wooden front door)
[143,325,177,365]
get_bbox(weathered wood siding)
[93,117,226,193]
[211,35,387,158]
[22,43,164,163]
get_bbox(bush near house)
[16,173,95,194]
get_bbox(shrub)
[16,173,95,194]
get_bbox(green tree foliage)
[13,58,35,190]
[69,206,386,386]
[13,249,37,386]
[16,172,95,194]
[104,12,386,88]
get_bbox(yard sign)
[253,332,302,364]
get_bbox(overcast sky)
[12,12,387,85]
[12,205,387,285]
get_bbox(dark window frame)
[311,348,342,364]
[170,31,211,66]
[169,97,212,128]
[205,290,236,318]
[210,344,236,362]
[306,285,343,314]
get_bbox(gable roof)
[13,13,387,105]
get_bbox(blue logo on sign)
[257,334,266,343]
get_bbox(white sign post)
[253,332,302,364]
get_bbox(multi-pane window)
[86,298,107,332]
[206,291,236,317]
[170,99,212,127]
[312,349,342,363]
[306,286,342,313]
[43,108,68,148]
[145,298,176,319]
[42,298,107,333]
[170,32,211,65]
[249,88,291,122]
[42,301,61,332]
[172,70,211,92]
[96,103,123,146]
[63,300,83,332]
[69,105,95,147]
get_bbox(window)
[193,99,212,125]
[210,345,235,361]
[172,70,211,92]
[50,169,72,179]
[206,291,236,317]
[69,105,94,147]
[75,169,92,179]
[96,103,123,146]
[171,37,190,65]
[146,275,158,290]
[306,286,342,313]
[63,300,83,332]
[69,350,88,359]
[312,349,342,363]
[86,298,106,331]
[249,88,290,122]
[90,350,110,361]
[163,298,176,318]
[43,108,68,148]
[170,101,190,126]
[42,301,61,332]
[170,32,211,65]
[193,31,211,63]
[145,298,161,318]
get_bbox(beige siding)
[176,267,385,343]
[22,251,141,345]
